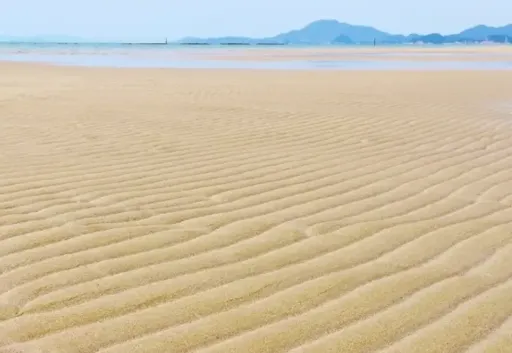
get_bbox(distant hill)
[413,33,446,44]
[177,20,512,45]
[379,33,422,44]
[3,20,512,46]
[458,24,512,40]
[487,34,512,43]
[331,34,354,44]
[411,25,512,44]
[177,20,393,45]
[267,19,390,44]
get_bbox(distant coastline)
[0,41,288,47]
[1,19,511,47]
[176,20,512,46]
[0,41,508,48]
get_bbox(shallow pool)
[1,50,511,71]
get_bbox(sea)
[0,42,511,70]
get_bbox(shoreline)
[1,58,512,71]
[0,45,511,70]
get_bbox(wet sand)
[193,45,512,62]
[1,45,512,70]
[1,62,512,353]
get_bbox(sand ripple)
[1,64,512,353]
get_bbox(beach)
[1,55,512,353]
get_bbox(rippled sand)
[1,63,512,353]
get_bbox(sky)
[0,0,511,41]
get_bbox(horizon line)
[1,20,511,43]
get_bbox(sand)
[1,61,512,353]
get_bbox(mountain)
[410,25,512,44]
[379,33,422,44]
[5,20,511,46]
[412,33,446,44]
[458,24,512,40]
[177,20,391,45]
[487,34,512,43]
[176,20,512,45]
[331,34,354,44]
[267,19,390,44]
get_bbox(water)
[0,43,511,71]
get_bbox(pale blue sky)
[1,0,511,41]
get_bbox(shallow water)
[1,46,511,70]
